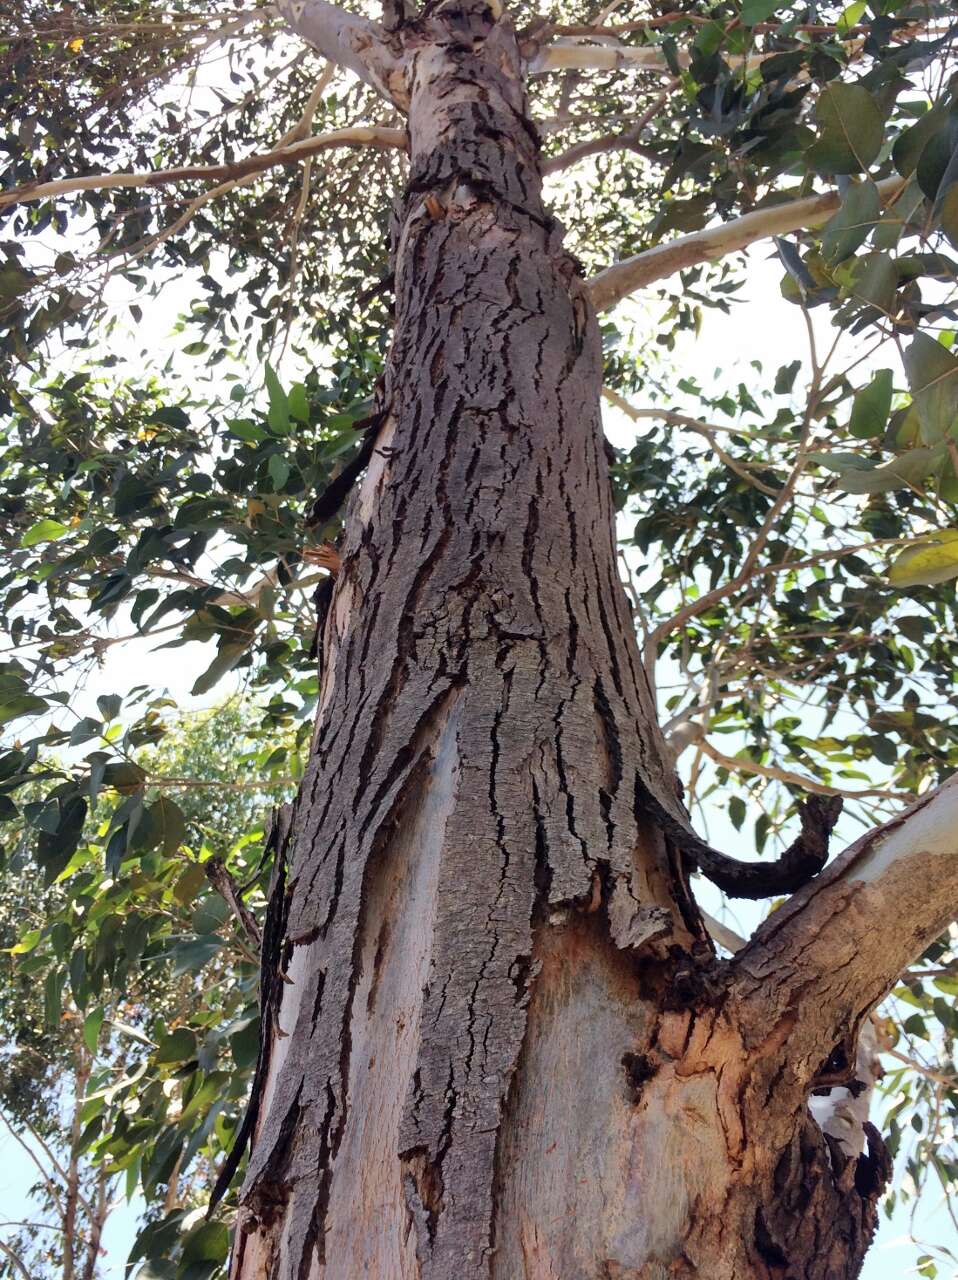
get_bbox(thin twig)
[698,737,913,802]
[0,127,407,210]
[604,388,779,496]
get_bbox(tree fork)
[228,3,895,1277]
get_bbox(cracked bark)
[230,4,899,1277]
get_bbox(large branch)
[730,776,958,1092]
[0,128,407,210]
[527,35,788,78]
[274,0,403,102]
[528,38,676,75]
[587,175,906,313]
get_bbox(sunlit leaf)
[888,530,958,588]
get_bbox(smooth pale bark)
[227,4,948,1278]
[273,0,404,100]
[588,176,907,311]
[528,39,673,74]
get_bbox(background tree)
[0,703,294,1280]
[2,0,958,1276]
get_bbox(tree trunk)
[231,4,890,1276]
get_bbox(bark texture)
[230,4,893,1277]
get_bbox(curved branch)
[587,175,906,313]
[527,34,791,78]
[0,1241,31,1280]
[0,127,407,210]
[543,127,660,174]
[634,773,843,899]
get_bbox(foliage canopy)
[2,0,958,1274]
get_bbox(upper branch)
[587,176,906,312]
[527,37,675,75]
[274,0,404,103]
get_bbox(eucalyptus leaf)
[888,530,958,588]
[20,518,70,547]
[154,1026,198,1064]
[903,332,958,445]
[848,369,894,440]
[821,180,880,265]
[807,83,883,175]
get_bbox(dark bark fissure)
[228,5,889,1277]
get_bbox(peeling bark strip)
[229,4,907,1278]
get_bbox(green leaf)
[740,0,779,25]
[154,1027,198,1064]
[903,332,958,445]
[836,0,865,33]
[83,1005,105,1054]
[939,182,958,250]
[20,518,70,548]
[0,694,48,724]
[872,179,924,250]
[7,928,42,956]
[814,445,944,495]
[888,530,958,588]
[728,795,746,830]
[268,452,290,491]
[264,363,290,434]
[108,1017,155,1047]
[69,716,102,746]
[170,935,222,975]
[916,125,958,202]
[774,360,801,394]
[893,102,948,178]
[151,795,187,856]
[191,895,230,934]
[228,418,267,443]
[97,694,122,720]
[173,861,207,906]
[0,262,37,300]
[102,761,147,793]
[230,1016,261,1070]
[807,83,883,175]
[848,368,894,439]
[37,795,88,883]
[44,969,66,1029]
[181,1221,229,1266]
[821,180,880,265]
[845,251,897,314]
[288,382,310,424]
[191,640,252,697]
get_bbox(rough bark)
[229,4,898,1277]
